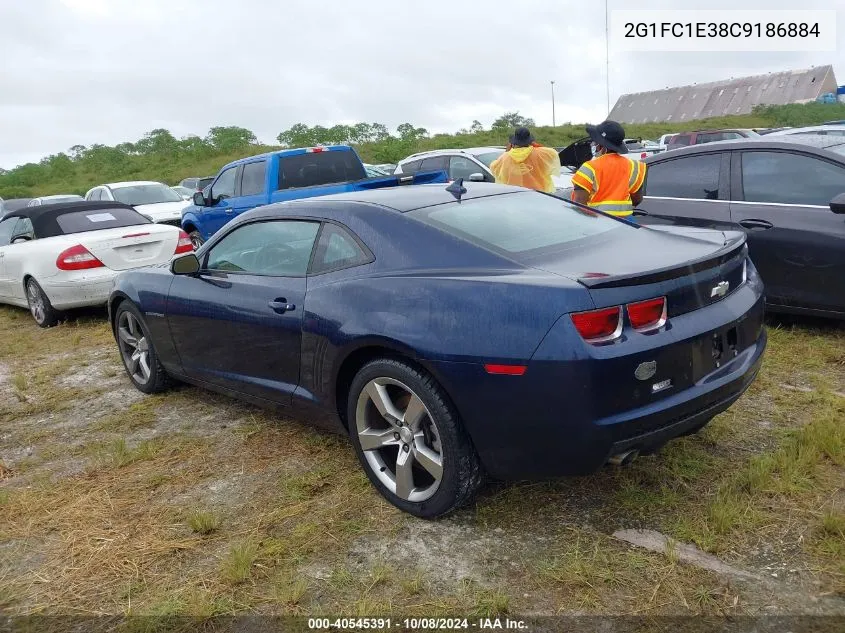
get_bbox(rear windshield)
[408,192,622,255]
[112,184,183,205]
[198,177,214,189]
[278,151,367,190]
[55,208,150,235]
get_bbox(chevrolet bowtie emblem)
[710,281,730,298]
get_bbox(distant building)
[610,66,838,124]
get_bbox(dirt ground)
[1,304,844,619]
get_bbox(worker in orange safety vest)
[571,120,646,222]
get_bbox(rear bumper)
[426,281,767,481]
[41,271,118,309]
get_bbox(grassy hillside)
[2,103,844,200]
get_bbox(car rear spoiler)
[577,233,748,289]
[352,169,448,191]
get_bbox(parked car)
[179,177,215,192]
[638,134,845,318]
[373,163,397,174]
[764,125,845,138]
[180,145,447,249]
[0,197,4,215]
[109,182,766,518]
[0,201,193,327]
[822,120,845,126]
[755,127,793,135]
[395,147,575,190]
[27,194,84,206]
[84,181,189,226]
[171,186,195,200]
[666,129,759,151]
[657,133,676,150]
[1,199,32,213]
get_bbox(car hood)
[132,201,188,220]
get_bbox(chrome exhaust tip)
[608,449,640,466]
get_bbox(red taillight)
[641,152,647,159]
[174,230,194,254]
[571,306,622,342]
[627,297,667,331]
[484,364,527,376]
[307,147,325,153]
[56,244,104,271]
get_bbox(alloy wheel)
[117,311,151,384]
[355,377,443,502]
[27,282,45,324]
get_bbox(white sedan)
[0,200,193,327]
[84,181,190,226]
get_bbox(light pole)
[551,80,556,127]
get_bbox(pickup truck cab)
[181,145,446,247]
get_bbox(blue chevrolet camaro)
[109,182,767,518]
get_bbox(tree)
[205,126,257,152]
[134,128,178,155]
[491,112,535,131]
[68,145,87,160]
[470,120,484,133]
[396,123,428,141]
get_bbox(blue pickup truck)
[181,145,446,247]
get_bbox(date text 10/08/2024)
[307,617,529,630]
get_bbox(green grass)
[186,509,221,536]
[220,540,258,585]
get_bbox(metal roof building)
[609,66,838,124]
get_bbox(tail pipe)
[607,449,640,467]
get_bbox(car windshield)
[473,151,504,167]
[198,177,214,189]
[55,207,150,235]
[112,184,183,205]
[408,191,623,256]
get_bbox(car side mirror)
[171,253,200,275]
[830,193,845,214]
[468,173,486,182]
[192,191,207,207]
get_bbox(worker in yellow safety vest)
[571,120,646,222]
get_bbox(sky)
[0,0,843,169]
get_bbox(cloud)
[1,0,843,169]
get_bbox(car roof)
[104,180,164,188]
[259,182,527,215]
[767,124,845,134]
[399,147,505,163]
[645,134,845,161]
[1,200,139,238]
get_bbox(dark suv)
[667,129,759,151]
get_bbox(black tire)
[188,230,204,249]
[347,358,484,519]
[113,302,171,394]
[25,278,62,328]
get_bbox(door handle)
[268,299,295,313]
[739,219,773,230]
[224,208,234,214]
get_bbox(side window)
[11,218,35,242]
[741,151,845,206]
[0,217,18,246]
[449,156,482,180]
[205,220,320,276]
[240,161,267,196]
[90,189,102,201]
[400,159,423,174]
[420,156,449,172]
[672,135,692,147]
[310,223,371,274]
[100,189,112,201]
[645,154,721,200]
[210,167,237,201]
